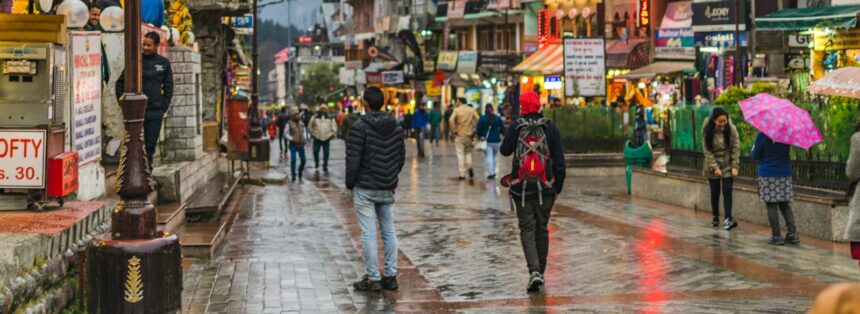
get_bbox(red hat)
[520,91,541,115]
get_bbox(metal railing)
[667,149,849,192]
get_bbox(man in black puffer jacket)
[346,87,406,292]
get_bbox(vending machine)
[0,41,78,210]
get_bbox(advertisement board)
[655,28,695,59]
[69,31,102,165]
[457,52,478,74]
[437,51,459,70]
[0,130,47,188]
[382,71,404,85]
[563,38,606,97]
[691,0,746,32]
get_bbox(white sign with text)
[563,38,606,97]
[70,32,102,165]
[0,130,47,188]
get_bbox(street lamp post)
[247,0,270,163]
[85,0,182,312]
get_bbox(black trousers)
[514,194,555,274]
[708,178,734,219]
[313,139,330,169]
[143,116,164,168]
[278,128,288,153]
[767,202,797,236]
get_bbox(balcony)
[187,0,251,15]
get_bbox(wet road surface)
[183,138,860,313]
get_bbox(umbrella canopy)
[738,93,823,150]
[808,67,860,99]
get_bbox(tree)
[297,63,341,106]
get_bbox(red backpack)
[510,118,554,206]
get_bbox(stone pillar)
[162,46,204,162]
[193,12,234,122]
[102,32,127,156]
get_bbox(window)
[479,28,494,51]
[457,28,473,50]
[495,27,512,51]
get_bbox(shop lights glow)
[521,77,529,84]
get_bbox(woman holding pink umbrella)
[752,132,799,245]
[702,107,740,230]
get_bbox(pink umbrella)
[738,93,823,150]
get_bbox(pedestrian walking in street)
[702,107,740,230]
[444,103,454,142]
[277,107,289,155]
[449,99,479,180]
[752,132,799,245]
[843,122,860,267]
[115,31,173,169]
[346,87,406,292]
[284,108,308,182]
[429,105,442,145]
[412,102,429,157]
[500,91,566,293]
[309,105,338,173]
[477,105,504,179]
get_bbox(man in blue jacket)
[412,102,430,157]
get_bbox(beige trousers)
[454,136,474,177]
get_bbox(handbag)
[475,124,492,151]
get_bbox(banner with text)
[69,31,102,165]
[563,38,606,97]
[0,130,46,188]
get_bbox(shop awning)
[808,67,860,98]
[756,5,860,31]
[512,43,563,74]
[618,62,695,79]
[606,39,650,69]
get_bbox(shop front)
[513,43,565,105]
[755,5,860,82]
[691,0,749,98]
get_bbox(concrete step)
[185,172,239,215]
[179,187,246,259]
[156,203,186,235]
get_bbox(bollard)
[85,96,182,313]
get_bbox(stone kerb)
[163,46,204,163]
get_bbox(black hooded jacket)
[345,111,406,190]
[115,53,173,119]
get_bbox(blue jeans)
[429,124,440,143]
[289,144,306,177]
[353,187,397,280]
[485,142,501,176]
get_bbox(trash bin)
[624,140,653,194]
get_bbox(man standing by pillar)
[449,98,479,180]
[116,32,174,168]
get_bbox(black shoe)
[768,235,784,245]
[291,176,296,182]
[458,176,465,180]
[785,233,800,244]
[468,169,474,179]
[353,275,382,292]
[323,167,328,173]
[527,272,543,293]
[712,217,719,227]
[723,218,738,230]
[381,276,398,291]
[487,174,496,179]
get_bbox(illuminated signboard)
[638,0,650,28]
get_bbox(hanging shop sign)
[544,76,563,90]
[661,1,692,29]
[785,53,810,70]
[69,31,102,165]
[694,31,748,47]
[788,34,811,48]
[457,51,478,74]
[437,51,459,71]
[691,0,746,32]
[655,28,695,59]
[448,0,466,19]
[563,38,606,97]
[637,0,650,28]
[339,68,355,85]
[0,130,47,188]
[813,28,860,51]
[382,71,405,85]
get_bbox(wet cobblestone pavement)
[183,139,860,313]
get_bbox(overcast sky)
[259,0,321,31]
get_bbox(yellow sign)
[814,29,860,51]
[426,81,442,97]
[437,51,459,71]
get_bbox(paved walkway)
[184,138,860,313]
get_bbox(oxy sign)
[0,130,46,188]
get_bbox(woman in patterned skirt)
[752,132,799,245]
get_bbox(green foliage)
[545,106,630,140]
[297,63,342,106]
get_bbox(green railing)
[544,106,635,154]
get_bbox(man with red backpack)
[500,91,566,293]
